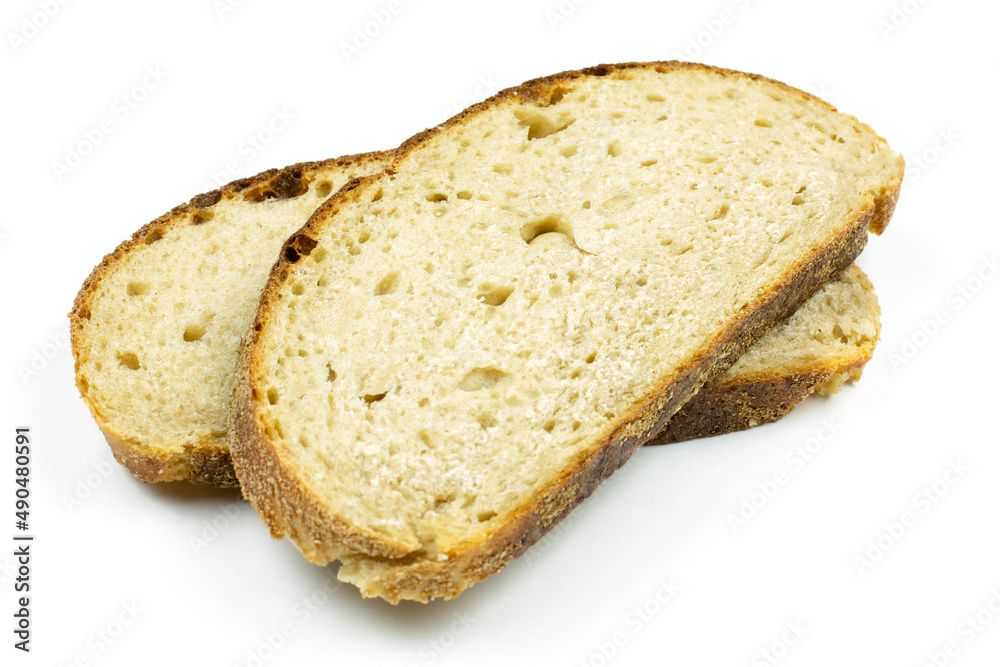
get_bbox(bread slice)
[70,146,874,489]
[230,61,903,602]
[655,264,879,443]
[70,152,392,487]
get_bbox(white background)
[2,0,999,665]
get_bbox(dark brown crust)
[651,368,842,445]
[231,61,904,602]
[653,266,879,444]
[69,151,393,487]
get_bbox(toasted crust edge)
[652,266,880,444]
[69,151,393,487]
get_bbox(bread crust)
[231,61,904,601]
[654,266,880,444]
[70,151,393,487]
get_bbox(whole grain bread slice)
[656,263,880,443]
[230,61,903,602]
[70,152,392,487]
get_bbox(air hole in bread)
[646,93,666,102]
[192,209,214,225]
[433,494,455,510]
[755,119,773,128]
[640,159,658,167]
[126,281,150,297]
[585,351,597,364]
[458,367,509,391]
[477,414,498,429]
[541,86,568,107]
[657,115,668,121]
[363,392,387,404]
[710,204,730,220]
[477,510,497,522]
[559,145,579,158]
[599,194,634,216]
[477,285,514,307]
[636,275,648,287]
[521,214,576,245]
[493,163,514,175]
[326,365,337,382]
[284,235,319,263]
[456,191,473,200]
[513,107,576,140]
[542,419,556,433]
[697,155,718,164]
[582,200,591,209]
[145,230,164,245]
[607,140,623,158]
[791,195,806,206]
[117,351,140,370]
[315,181,333,198]
[267,388,279,405]
[375,272,400,296]
[426,193,448,202]
[183,324,206,342]
[291,282,305,296]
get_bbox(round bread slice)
[70,152,391,487]
[231,62,903,602]
[655,263,880,444]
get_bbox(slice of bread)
[70,152,391,487]
[230,61,904,602]
[655,264,879,444]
